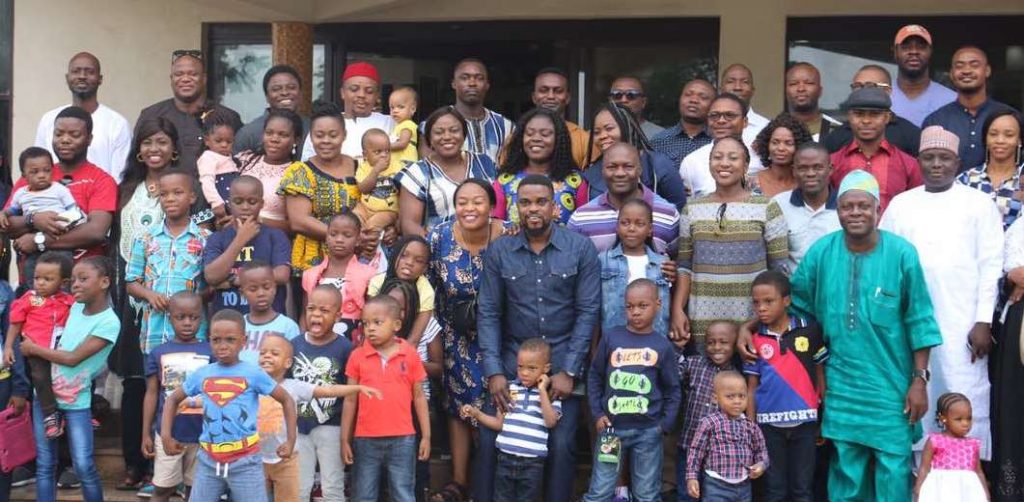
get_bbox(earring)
[171,152,180,162]
[136,152,145,162]
[1017,144,1022,167]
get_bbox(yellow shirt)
[367,274,435,313]
[355,158,405,213]
[391,120,419,164]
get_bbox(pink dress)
[919,433,987,501]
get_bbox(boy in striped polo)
[460,338,561,502]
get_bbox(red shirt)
[829,139,922,214]
[5,161,118,258]
[345,338,426,437]
[9,290,75,346]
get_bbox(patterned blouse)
[492,170,589,225]
[277,159,360,271]
[956,163,1024,230]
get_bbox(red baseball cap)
[894,25,933,46]
[342,62,380,83]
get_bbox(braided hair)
[586,102,652,166]
[935,392,971,428]
[500,107,575,181]
[378,279,420,340]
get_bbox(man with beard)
[772,142,841,271]
[301,61,394,160]
[34,53,131,181]
[136,50,242,173]
[679,93,763,197]
[532,67,591,168]
[880,126,1002,467]
[476,174,600,502]
[235,65,309,154]
[890,25,956,127]
[421,58,512,164]
[829,87,922,213]
[785,63,841,140]
[651,79,715,164]
[4,107,116,269]
[922,46,1018,170]
[741,169,942,502]
[720,63,770,145]
[609,76,664,138]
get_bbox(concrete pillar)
[717,2,787,116]
[272,22,314,116]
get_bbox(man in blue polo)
[476,174,601,502]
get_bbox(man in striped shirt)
[568,143,679,253]
[461,338,561,502]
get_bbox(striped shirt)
[464,108,514,164]
[496,381,562,458]
[567,186,679,253]
[395,152,497,230]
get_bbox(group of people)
[0,20,1021,502]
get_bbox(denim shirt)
[598,244,671,336]
[478,225,601,378]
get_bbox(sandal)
[429,482,467,502]
[115,471,144,491]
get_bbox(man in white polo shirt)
[35,52,131,182]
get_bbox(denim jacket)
[598,244,671,336]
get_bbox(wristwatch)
[912,368,931,383]
[34,232,46,252]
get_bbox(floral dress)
[427,220,506,416]
[277,159,360,272]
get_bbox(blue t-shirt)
[182,360,278,462]
[289,334,353,434]
[202,226,291,315]
[52,303,120,410]
[145,340,213,442]
[587,326,681,431]
[241,313,301,364]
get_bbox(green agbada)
[790,230,942,454]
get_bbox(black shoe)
[57,468,81,489]
[10,466,35,487]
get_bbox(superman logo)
[202,377,248,407]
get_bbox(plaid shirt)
[677,354,734,449]
[957,163,1024,230]
[650,124,712,164]
[686,411,768,482]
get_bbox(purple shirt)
[566,186,679,253]
[891,80,956,127]
[686,411,769,482]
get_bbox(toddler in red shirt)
[2,251,75,439]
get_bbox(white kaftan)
[880,184,1003,460]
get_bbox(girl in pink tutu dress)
[914,392,990,502]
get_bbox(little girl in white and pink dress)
[915,392,990,502]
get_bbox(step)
[9,481,177,501]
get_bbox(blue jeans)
[352,435,416,502]
[474,394,581,502]
[32,401,103,502]
[583,426,664,502]
[702,476,751,502]
[760,422,817,502]
[494,452,546,502]
[190,450,268,502]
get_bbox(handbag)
[448,221,492,334]
[0,406,36,473]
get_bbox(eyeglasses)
[849,82,892,91]
[172,49,204,63]
[609,90,644,101]
[708,112,742,122]
[716,203,728,232]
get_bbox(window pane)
[211,43,326,123]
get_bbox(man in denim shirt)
[474,174,601,502]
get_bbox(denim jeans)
[474,394,581,502]
[190,450,268,502]
[702,476,751,502]
[494,452,546,502]
[32,401,103,502]
[583,426,664,502]
[352,435,416,502]
[760,422,817,502]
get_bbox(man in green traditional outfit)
[741,169,942,501]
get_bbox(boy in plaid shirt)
[686,371,768,501]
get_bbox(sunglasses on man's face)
[172,49,203,63]
[609,90,644,101]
